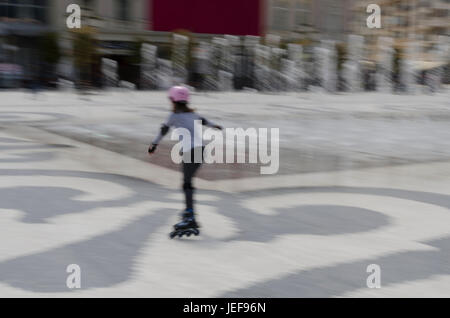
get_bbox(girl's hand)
[148,144,157,155]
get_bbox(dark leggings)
[182,147,203,211]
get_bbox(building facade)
[47,0,149,86]
[0,0,151,86]
[148,0,352,41]
[266,0,353,42]
[0,0,51,87]
[352,0,450,60]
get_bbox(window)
[272,8,289,30]
[433,9,448,18]
[116,0,129,21]
[294,0,311,26]
[83,0,92,7]
[0,0,47,23]
[271,0,290,31]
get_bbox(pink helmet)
[168,86,190,102]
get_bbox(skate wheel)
[187,232,191,237]
[169,232,176,239]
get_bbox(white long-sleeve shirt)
[152,112,217,151]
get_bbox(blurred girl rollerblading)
[148,86,222,239]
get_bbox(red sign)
[151,0,264,36]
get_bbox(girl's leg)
[182,147,203,213]
[183,161,202,212]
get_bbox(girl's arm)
[200,116,223,130]
[149,115,175,154]
[152,124,170,146]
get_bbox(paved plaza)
[0,89,449,297]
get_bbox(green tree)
[336,43,347,72]
[72,28,97,85]
[39,32,61,65]
[126,39,143,65]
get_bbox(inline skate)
[169,211,200,239]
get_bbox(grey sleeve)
[152,114,175,145]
